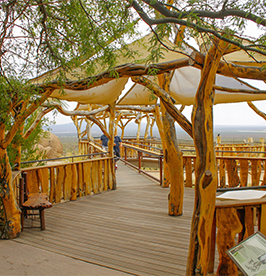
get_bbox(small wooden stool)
[21,193,52,230]
[20,172,52,231]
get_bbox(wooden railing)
[79,140,107,155]
[121,144,164,186]
[183,155,266,188]
[19,157,114,205]
[120,143,266,189]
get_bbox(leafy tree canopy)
[127,0,266,59]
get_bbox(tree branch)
[247,101,266,121]
[131,75,193,138]
[128,0,266,57]
[24,107,53,139]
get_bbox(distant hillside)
[47,122,266,143]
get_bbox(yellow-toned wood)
[70,164,78,201]
[225,159,240,187]
[38,168,49,194]
[108,159,113,190]
[0,148,21,238]
[190,50,266,80]
[92,162,99,194]
[144,115,150,139]
[244,206,254,239]
[251,160,261,186]
[83,162,92,196]
[158,73,184,216]
[27,170,39,193]
[56,166,64,203]
[216,208,242,276]
[98,160,103,192]
[219,159,226,188]
[154,104,170,188]
[248,102,266,121]
[185,157,193,188]
[49,168,55,203]
[187,40,228,276]
[132,76,193,138]
[136,114,142,142]
[263,161,266,186]
[78,163,84,197]
[239,159,249,187]
[260,204,266,235]
[103,159,108,191]
[64,165,73,200]
[108,102,116,190]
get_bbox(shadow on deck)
[15,161,200,276]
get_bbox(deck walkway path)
[15,161,202,276]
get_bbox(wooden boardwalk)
[16,161,204,276]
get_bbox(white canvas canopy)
[38,33,266,106]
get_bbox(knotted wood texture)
[216,208,242,276]
[108,102,116,190]
[158,74,184,216]
[187,40,228,276]
[0,148,21,239]
[154,104,170,188]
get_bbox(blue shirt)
[100,135,108,147]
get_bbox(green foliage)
[7,111,53,168]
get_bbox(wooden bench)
[20,172,52,231]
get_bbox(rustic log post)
[150,117,155,138]
[225,159,240,187]
[187,39,229,275]
[216,208,242,276]
[154,105,171,187]
[0,147,21,239]
[136,112,142,142]
[158,74,184,216]
[144,115,150,139]
[108,102,116,190]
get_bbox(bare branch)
[247,102,266,121]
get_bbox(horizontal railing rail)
[20,152,108,166]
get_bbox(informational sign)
[227,232,266,276]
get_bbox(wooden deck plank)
[18,161,217,276]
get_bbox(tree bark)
[187,40,228,275]
[108,102,116,189]
[158,74,184,215]
[0,147,21,239]
[131,76,193,138]
[154,105,170,188]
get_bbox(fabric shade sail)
[35,33,265,107]
[50,77,128,104]
[169,67,266,106]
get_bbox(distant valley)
[47,122,266,144]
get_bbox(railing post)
[159,156,163,186]
[138,151,141,173]
[124,146,127,162]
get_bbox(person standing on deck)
[114,134,122,169]
[100,134,108,152]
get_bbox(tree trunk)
[136,113,142,142]
[0,147,21,239]
[108,102,116,189]
[154,105,170,188]
[186,40,228,275]
[158,74,184,216]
